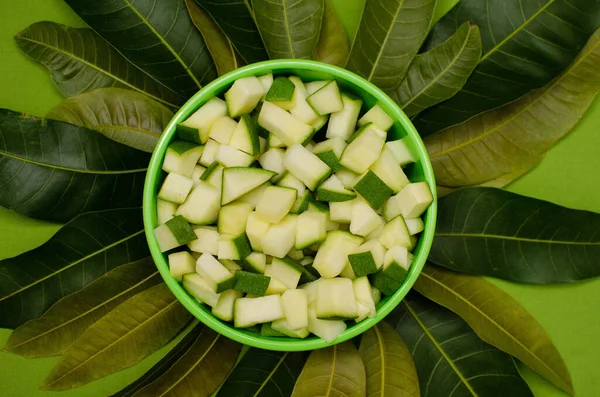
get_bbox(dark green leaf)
[387,293,534,397]
[431,187,600,283]
[424,28,600,189]
[217,348,308,397]
[131,325,242,396]
[47,88,173,153]
[414,265,573,394]
[346,0,437,92]
[14,21,185,109]
[291,341,366,397]
[253,0,324,59]
[64,0,218,98]
[313,0,350,67]
[41,283,192,391]
[185,0,245,76]
[0,109,149,222]
[4,258,161,358]
[194,0,269,64]
[0,208,148,329]
[395,22,481,118]
[111,323,205,397]
[413,0,600,135]
[358,322,419,397]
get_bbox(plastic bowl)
[143,59,437,351]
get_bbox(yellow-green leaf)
[313,0,350,67]
[185,0,245,76]
[47,88,174,153]
[291,340,366,397]
[40,283,192,391]
[132,326,242,397]
[358,322,419,397]
[424,27,600,190]
[4,258,160,358]
[414,265,573,395]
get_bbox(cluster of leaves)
[1,0,600,395]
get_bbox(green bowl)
[143,59,437,351]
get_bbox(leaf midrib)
[374,325,386,396]
[434,232,600,246]
[0,151,147,174]
[16,36,180,109]
[6,269,159,351]
[479,0,555,62]
[0,230,145,302]
[403,301,477,396]
[325,344,337,396]
[428,35,600,158]
[43,296,179,388]
[367,0,406,82]
[123,0,202,89]
[253,352,288,397]
[158,331,220,396]
[400,25,475,108]
[419,270,568,391]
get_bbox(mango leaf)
[387,293,534,397]
[313,0,350,67]
[394,22,481,118]
[41,283,192,391]
[14,21,185,109]
[0,208,148,329]
[217,348,308,397]
[0,109,149,222]
[346,0,437,92]
[64,0,218,99]
[185,0,245,76]
[131,326,242,396]
[111,323,205,397]
[414,265,573,394]
[431,187,600,283]
[424,27,600,188]
[194,0,269,64]
[358,322,419,397]
[47,88,174,153]
[291,341,366,397]
[4,258,161,358]
[413,0,600,135]
[253,0,324,59]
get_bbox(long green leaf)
[387,293,534,397]
[0,109,149,222]
[395,21,481,117]
[430,187,600,283]
[47,88,174,153]
[64,0,218,98]
[194,0,269,64]
[358,322,419,397]
[14,21,185,109]
[185,0,245,76]
[346,0,437,92]
[291,341,366,397]
[413,0,600,135]
[0,208,148,329]
[313,0,350,67]
[424,27,600,188]
[253,0,324,60]
[111,323,205,397]
[414,265,573,394]
[41,283,192,391]
[4,258,161,358]
[217,348,308,397]
[131,326,242,396]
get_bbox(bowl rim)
[143,59,437,351]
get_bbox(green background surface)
[0,0,598,396]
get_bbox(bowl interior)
[143,59,437,351]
